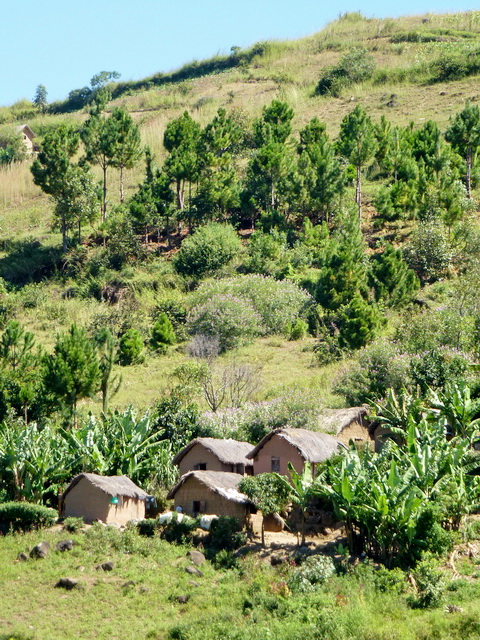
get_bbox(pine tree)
[151,313,176,354]
[445,101,480,199]
[337,105,377,220]
[369,243,419,307]
[44,325,100,426]
[109,107,143,202]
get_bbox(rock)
[189,581,200,588]
[96,561,115,572]
[139,586,149,593]
[122,581,136,589]
[76,566,85,572]
[187,550,206,566]
[324,528,333,536]
[30,542,50,559]
[185,565,203,577]
[56,540,74,552]
[17,552,29,562]
[55,578,78,590]
[263,513,285,532]
[177,595,190,604]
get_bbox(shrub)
[405,220,452,283]
[288,318,309,340]
[409,347,468,392]
[189,275,312,335]
[334,339,410,404]
[159,513,198,544]
[118,328,145,365]
[187,294,264,351]
[151,313,176,353]
[373,567,407,594]
[0,502,57,533]
[211,549,240,570]
[173,223,242,278]
[137,519,158,537]
[409,558,446,609]
[63,516,84,533]
[207,516,246,553]
[153,299,187,341]
[315,48,375,96]
[287,555,336,592]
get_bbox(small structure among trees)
[167,470,252,524]
[247,428,345,478]
[60,473,148,525]
[15,124,37,154]
[318,406,372,446]
[172,437,254,476]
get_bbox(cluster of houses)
[60,407,375,526]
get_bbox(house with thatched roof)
[15,124,37,154]
[246,428,346,479]
[172,437,254,476]
[60,473,148,525]
[318,406,373,446]
[167,470,252,522]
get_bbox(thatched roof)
[62,473,148,501]
[15,124,36,138]
[318,406,370,436]
[246,428,346,463]
[172,438,254,467]
[167,470,250,504]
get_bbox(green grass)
[2,524,480,640]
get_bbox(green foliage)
[316,48,376,96]
[159,513,198,545]
[151,313,176,353]
[118,328,144,366]
[43,324,100,419]
[152,394,204,453]
[287,555,336,592]
[187,294,264,351]
[0,501,57,533]
[369,244,420,307]
[288,318,308,340]
[239,473,291,544]
[405,220,452,283]
[62,516,84,533]
[190,275,312,335]
[173,223,241,278]
[409,558,446,608]
[207,516,246,553]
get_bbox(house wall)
[63,478,145,524]
[336,421,371,447]
[178,443,237,476]
[173,476,248,523]
[252,434,305,478]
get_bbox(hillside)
[0,9,479,419]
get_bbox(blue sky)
[2,0,479,106]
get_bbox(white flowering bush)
[187,294,264,351]
[189,274,312,335]
[287,555,336,593]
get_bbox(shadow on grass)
[0,238,62,286]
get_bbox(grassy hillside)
[0,9,479,420]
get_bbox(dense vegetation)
[1,10,480,639]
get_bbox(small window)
[193,500,206,514]
[194,462,207,471]
[271,457,280,473]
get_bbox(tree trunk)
[356,164,362,221]
[62,214,68,253]
[120,165,125,202]
[102,163,108,222]
[261,518,265,547]
[466,146,472,199]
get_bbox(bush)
[334,339,410,404]
[159,513,198,544]
[211,549,240,570]
[315,48,376,96]
[287,555,336,592]
[173,223,242,278]
[187,294,264,351]
[409,347,468,392]
[63,516,84,533]
[405,220,452,283]
[189,275,312,335]
[207,516,246,553]
[409,558,446,609]
[288,319,309,340]
[118,328,145,365]
[137,519,158,537]
[0,502,57,533]
[151,313,176,353]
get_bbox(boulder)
[17,552,29,562]
[263,513,285,532]
[96,561,115,572]
[177,595,190,604]
[56,540,74,552]
[30,542,50,559]
[55,578,78,590]
[187,550,206,566]
[185,565,203,577]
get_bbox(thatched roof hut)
[167,470,251,521]
[318,406,372,445]
[60,473,148,525]
[15,124,37,153]
[247,428,345,478]
[172,437,254,476]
